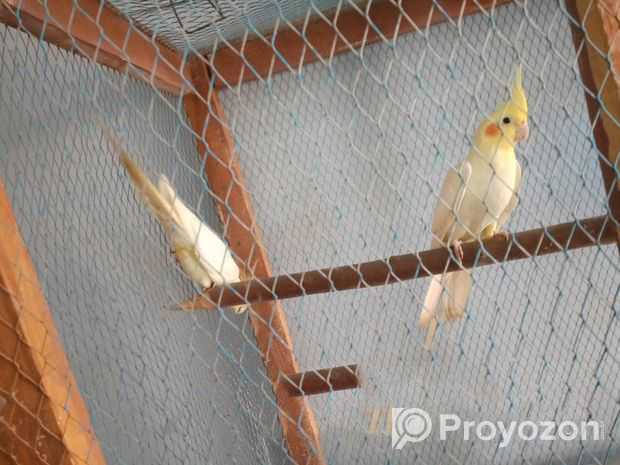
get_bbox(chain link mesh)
[0,22,286,465]
[0,0,618,465]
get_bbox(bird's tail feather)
[102,125,176,231]
[419,270,472,348]
[442,270,472,322]
[419,276,443,328]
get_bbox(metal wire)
[0,22,288,465]
[106,0,361,53]
[215,1,619,464]
[0,0,618,464]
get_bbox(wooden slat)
[280,365,361,397]
[0,181,106,465]
[182,57,324,465]
[177,215,616,309]
[208,0,512,88]
[0,0,188,95]
[566,0,620,251]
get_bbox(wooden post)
[280,365,361,397]
[177,215,616,309]
[208,0,512,88]
[0,0,188,95]
[182,57,324,465]
[566,0,620,251]
[0,181,107,465]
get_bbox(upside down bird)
[102,127,248,313]
[419,66,529,348]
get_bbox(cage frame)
[0,0,618,464]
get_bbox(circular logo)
[393,408,432,448]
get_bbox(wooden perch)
[176,215,616,310]
[280,365,361,397]
[208,0,512,88]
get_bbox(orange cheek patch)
[484,124,500,137]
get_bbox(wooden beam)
[0,180,106,465]
[177,215,616,309]
[280,365,361,397]
[207,0,512,89]
[566,0,620,251]
[0,0,188,95]
[182,57,324,465]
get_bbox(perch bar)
[178,215,616,310]
[280,365,361,397]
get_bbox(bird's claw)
[450,240,464,263]
[494,230,510,241]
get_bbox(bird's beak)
[515,121,529,142]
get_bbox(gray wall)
[0,24,289,465]
[218,1,620,464]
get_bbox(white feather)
[420,144,519,348]
[103,126,247,313]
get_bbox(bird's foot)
[202,282,215,292]
[450,240,464,263]
[494,230,510,241]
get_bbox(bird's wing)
[157,175,241,285]
[497,160,521,227]
[103,126,177,236]
[430,161,472,248]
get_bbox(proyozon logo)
[391,408,604,450]
[392,408,433,449]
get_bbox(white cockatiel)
[103,126,248,313]
[419,66,529,348]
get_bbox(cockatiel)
[419,66,529,348]
[102,126,248,313]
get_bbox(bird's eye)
[502,117,511,124]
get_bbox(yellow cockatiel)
[419,66,529,348]
[102,126,248,313]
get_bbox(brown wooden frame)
[207,0,512,88]
[0,0,188,95]
[182,57,325,465]
[566,0,620,251]
[0,182,106,465]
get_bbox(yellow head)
[476,65,529,150]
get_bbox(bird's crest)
[495,64,528,120]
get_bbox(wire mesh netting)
[0,0,619,465]
[0,24,287,465]
[106,0,352,53]
[216,2,620,463]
